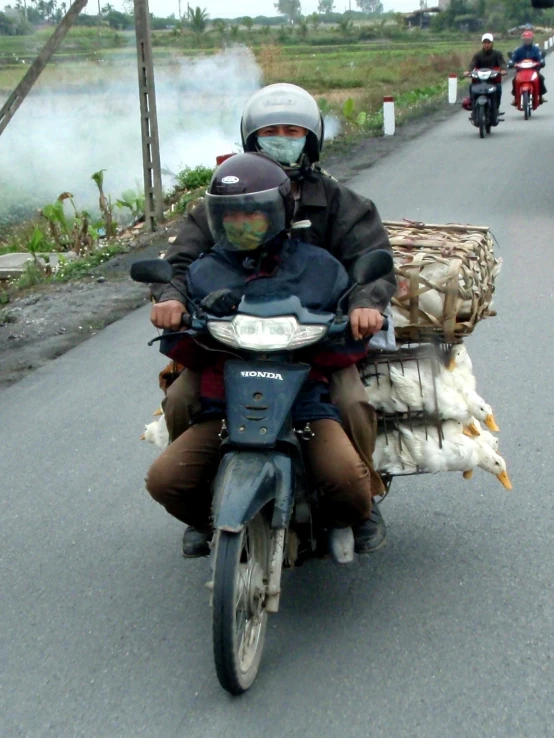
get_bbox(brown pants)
[146,418,373,530]
[162,365,385,497]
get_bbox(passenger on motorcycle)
[146,153,389,560]
[150,83,396,552]
[464,33,508,114]
[508,31,547,104]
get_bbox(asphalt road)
[2,68,554,738]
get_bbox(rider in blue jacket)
[508,31,547,103]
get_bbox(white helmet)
[241,83,324,166]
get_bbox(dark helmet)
[205,153,294,252]
[240,83,324,168]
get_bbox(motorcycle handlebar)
[182,311,389,335]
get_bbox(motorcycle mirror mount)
[130,259,194,311]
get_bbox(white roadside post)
[448,73,458,104]
[545,40,549,52]
[383,96,395,136]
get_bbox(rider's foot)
[511,100,517,106]
[182,526,211,558]
[328,527,355,565]
[540,97,547,104]
[354,503,387,554]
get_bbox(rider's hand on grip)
[151,299,187,331]
[349,308,384,339]
[200,289,239,317]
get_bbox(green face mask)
[223,214,269,251]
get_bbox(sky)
[81,1,419,19]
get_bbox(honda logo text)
[241,371,284,381]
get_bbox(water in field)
[0,47,262,226]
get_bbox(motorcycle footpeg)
[328,527,355,565]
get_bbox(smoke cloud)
[0,47,262,222]
[0,46,341,226]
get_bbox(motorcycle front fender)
[212,449,294,532]
[476,95,489,106]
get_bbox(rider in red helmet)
[508,30,547,104]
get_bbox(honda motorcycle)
[131,250,392,695]
[512,59,543,119]
[464,67,503,138]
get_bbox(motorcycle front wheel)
[212,511,272,694]
[523,91,530,120]
[477,106,485,138]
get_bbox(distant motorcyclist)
[508,30,547,104]
[464,33,508,114]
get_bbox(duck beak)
[497,470,512,490]
[153,407,163,417]
[485,413,500,432]
[463,469,473,479]
[447,358,456,371]
[140,433,146,440]
[464,422,480,437]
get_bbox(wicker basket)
[383,220,502,344]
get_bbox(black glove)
[199,288,239,317]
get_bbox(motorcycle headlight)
[208,315,328,351]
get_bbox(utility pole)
[133,0,164,230]
[0,0,89,138]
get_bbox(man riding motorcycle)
[464,33,508,118]
[146,153,388,562]
[150,83,397,556]
[508,30,547,104]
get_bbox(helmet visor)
[206,188,286,251]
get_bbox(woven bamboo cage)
[383,221,502,344]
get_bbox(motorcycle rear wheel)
[523,91,530,120]
[212,511,272,694]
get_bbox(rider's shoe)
[540,97,547,104]
[511,100,517,106]
[353,503,387,554]
[328,527,355,565]
[182,526,211,558]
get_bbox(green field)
[0,25,547,250]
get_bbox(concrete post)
[383,97,395,136]
[448,74,458,104]
[134,0,164,231]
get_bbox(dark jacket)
[152,167,397,314]
[510,44,543,64]
[161,238,371,425]
[468,48,507,72]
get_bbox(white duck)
[141,414,169,450]
[461,389,500,432]
[397,420,477,473]
[373,431,418,475]
[463,443,512,489]
[446,344,476,392]
[363,371,399,414]
[466,418,499,451]
[388,362,471,422]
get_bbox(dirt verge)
[0,102,461,389]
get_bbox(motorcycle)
[131,250,393,695]
[465,67,503,139]
[511,59,543,119]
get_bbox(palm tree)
[187,6,209,40]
